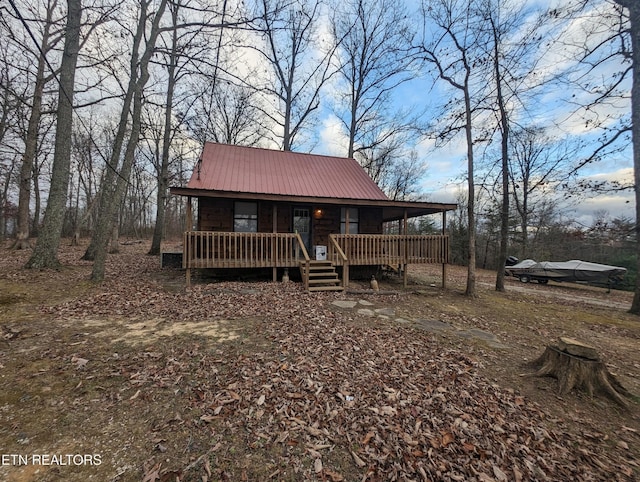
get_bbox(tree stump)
[526,337,632,407]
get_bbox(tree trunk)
[13,34,49,249]
[26,0,82,269]
[617,0,640,315]
[149,4,179,256]
[493,15,509,292]
[12,0,60,250]
[31,164,41,237]
[82,0,149,263]
[526,337,632,407]
[109,221,119,254]
[463,79,476,297]
[90,0,169,282]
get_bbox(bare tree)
[68,113,105,244]
[508,128,568,258]
[555,1,637,310]
[148,0,182,256]
[355,125,425,200]
[6,0,64,249]
[417,0,487,296]
[613,0,640,313]
[148,0,244,254]
[386,150,426,201]
[249,0,338,151]
[85,0,170,281]
[482,1,511,291]
[331,0,415,158]
[472,0,564,290]
[191,81,267,146]
[0,44,22,241]
[26,0,82,268]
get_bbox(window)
[234,202,258,232]
[340,207,359,234]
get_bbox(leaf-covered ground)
[0,240,638,481]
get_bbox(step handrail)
[295,233,311,290]
[329,234,349,288]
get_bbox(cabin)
[169,142,457,291]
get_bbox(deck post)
[272,204,278,282]
[186,196,193,230]
[442,210,447,289]
[344,262,349,289]
[345,209,350,288]
[185,198,193,289]
[403,209,408,288]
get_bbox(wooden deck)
[182,231,449,289]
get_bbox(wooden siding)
[196,199,384,240]
[198,198,293,233]
[312,205,339,247]
[198,198,233,231]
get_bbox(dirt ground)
[0,240,638,481]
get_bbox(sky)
[17,0,631,229]
[308,0,635,228]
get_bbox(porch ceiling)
[170,187,457,220]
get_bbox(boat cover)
[508,259,627,282]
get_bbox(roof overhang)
[170,187,457,222]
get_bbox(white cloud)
[421,181,463,204]
[567,166,634,224]
[588,166,633,184]
[570,193,634,227]
[317,114,349,156]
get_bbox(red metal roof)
[186,143,389,201]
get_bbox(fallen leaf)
[142,462,161,482]
[324,469,344,481]
[351,450,366,468]
[513,465,523,482]
[493,465,508,481]
[462,442,475,452]
[71,356,88,368]
[362,432,375,445]
[441,432,455,446]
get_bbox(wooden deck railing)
[183,231,309,269]
[328,234,449,266]
[183,231,448,270]
[328,234,349,289]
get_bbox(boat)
[505,259,627,285]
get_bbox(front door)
[293,207,311,254]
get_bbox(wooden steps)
[300,260,344,292]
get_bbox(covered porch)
[172,186,457,291]
[182,230,451,291]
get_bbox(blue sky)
[311,0,635,227]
